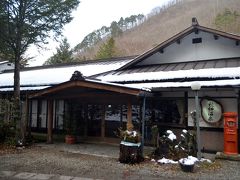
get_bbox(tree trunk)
[14,55,22,145]
[14,0,24,144]
[14,56,21,99]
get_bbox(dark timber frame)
[29,78,151,145]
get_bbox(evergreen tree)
[44,38,74,65]
[110,21,122,37]
[0,0,79,98]
[95,37,117,59]
[0,0,79,144]
[215,9,239,31]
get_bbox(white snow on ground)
[157,157,178,164]
[0,60,132,87]
[99,67,240,82]
[200,158,212,163]
[179,156,212,165]
[155,156,212,165]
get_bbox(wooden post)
[141,96,146,155]
[47,100,53,144]
[84,104,88,138]
[127,101,133,131]
[101,105,106,139]
[120,105,123,128]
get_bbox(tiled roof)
[113,58,240,76]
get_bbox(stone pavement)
[0,171,103,180]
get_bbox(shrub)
[152,129,196,161]
[177,129,197,157]
[116,128,141,143]
[0,121,16,145]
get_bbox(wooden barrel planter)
[65,135,76,144]
[119,141,143,164]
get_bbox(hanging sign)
[200,97,223,124]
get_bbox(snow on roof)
[0,59,132,87]
[86,78,150,91]
[0,61,8,65]
[124,79,240,89]
[98,67,240,83]
[0,86,50,92]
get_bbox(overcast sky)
[28,0,170,66]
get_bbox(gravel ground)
[0,145,240,180]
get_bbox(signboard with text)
[200,98,223,124]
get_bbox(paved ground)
[36,143,119,158]
[0,170,101,180]
[0,143,240,180]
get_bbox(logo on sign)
[200,97,223,124]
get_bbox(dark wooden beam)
[159,49,164,54]
[36,94,139,104]
[29,80,144,99]
[184,91,188,128]
[194,29,199,34]
[101,105,106,139]
[47,100,53,144]
[214,34,219,40]
[127,100,133,131]
[83,104,88,137]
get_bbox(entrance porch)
[28,71,150,144]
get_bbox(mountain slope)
[74,0,240,60]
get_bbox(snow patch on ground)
[157,157,178,164]
[179,156,212,165]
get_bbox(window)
[153,99,185,125]
[192,38,202,44]
[39,100,47,128]
[31,100,38,128]
[87,105,101,136]
[105,104,121,137]
[54,100,64,130]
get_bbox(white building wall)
[138,31,240,65]
[188,89,237,128]
[0,62,14,72]
[188,89,237,151]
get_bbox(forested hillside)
[74,0,240,61]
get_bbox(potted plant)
[117,128,143,164]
